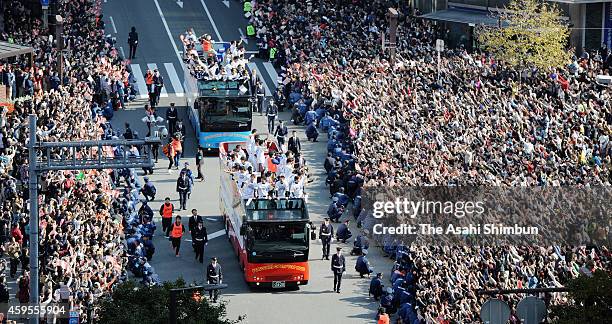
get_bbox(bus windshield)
[246,222,309,255]
[198,97,252,132]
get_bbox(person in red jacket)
[11,224,23,246]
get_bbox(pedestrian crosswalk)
[130,62,184,99]
[129,61,280,100]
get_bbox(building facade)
[417,0,612,52]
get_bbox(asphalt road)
[104,1,394,323]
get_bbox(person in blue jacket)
[369,272,384,300]
[380,287,396,314]
[305,122,319,142]
[355,250,373,278]
[336,219,352,243]
[305,107,317,125]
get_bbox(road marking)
[153,0,186,67]
[176,0,184,8]
[130,64,148,99]
[147,63,169,97]
[206,217,219,222]
[199,0,223,41]
[164,63,184,97]
[185,229,225,241]
[208,230,226,240]
[222,0,230,8]
[238,28,249,45]
[245,50,258,54]
[109,16,117,34]
[263,62,279,88]
[119,46,126,59]
[247,62,271,96]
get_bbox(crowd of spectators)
[0,0,141,320]
[248,0,611,322]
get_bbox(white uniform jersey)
[241,180,257,199]
[275,179,289,198]
[257,182,272,198]
[289,179,304,198]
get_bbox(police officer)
[192,221,208,263]
[207,257,223,302]
[355,250,373,278]
[331,247,345,293]
[141,177,156,201]
[319,218,333,260]
[369,273,384,300]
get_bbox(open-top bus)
[219,142,310,288]
[183,40,254,150]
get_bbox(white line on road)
[184,229,225,241]
[200,0,223,42]
[148,63,169,97]
[263,62,279,88]
[153,0,186,67]
[130,64,148,99]
[247,62,271,96]
[245,50,258,54]
[176,0,184,8]
[222,0,230,8]
[164,62,185,97]
[238,28,249,45]
[119,46,126,59]
[208,230,226,240]
[109,16,117,34]
[206,217,219,222]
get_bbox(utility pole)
[41,0,50,29]
[56,15,64,85]
[27,114,160,324]
[387,8,399,64]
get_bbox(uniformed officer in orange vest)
[159,197,175,236]
[168,215,185,257]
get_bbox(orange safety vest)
[170,223,183,238]
[171,139,182,153]
[162,203,173,218]
[145,73,153,85]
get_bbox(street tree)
[476,0,571,70]
[550,271,612,323]
[95,279,242,324]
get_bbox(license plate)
[272,281,285,288]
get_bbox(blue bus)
[184,42,254,149]
[186,79,254,149]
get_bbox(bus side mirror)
[240,225,247,236]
